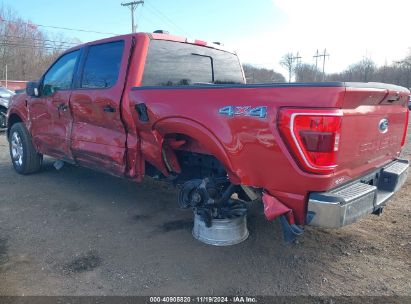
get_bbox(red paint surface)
[7,32,410,225]
[28,90,73,160]
[262,192,295,224]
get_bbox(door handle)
[103,105,116,113]
[56,103,68,118]
[135,103,149,122]
[57,103,68,111]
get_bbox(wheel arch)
[154,117,240,183]
[7,112,24,139]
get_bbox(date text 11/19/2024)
[149,296,258,303]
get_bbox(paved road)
[0,131,410,296]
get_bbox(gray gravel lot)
[0,129,410,296]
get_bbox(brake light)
[401,109,409,147]
[194,39,207,46]
[278,108,343,174]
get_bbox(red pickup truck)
[6,32,410,238]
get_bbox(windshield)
[142,40,245,86]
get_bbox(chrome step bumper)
[307,159,409,228]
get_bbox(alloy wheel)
[11,131,24,167]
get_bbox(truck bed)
[128,81,409,224]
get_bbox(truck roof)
[65,32,235,55]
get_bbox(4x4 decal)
[218,106,267,118]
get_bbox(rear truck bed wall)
[127,82,410,224]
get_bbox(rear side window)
[81,41,124,89]
[142,40,245,86]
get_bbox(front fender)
[6,94,29,136]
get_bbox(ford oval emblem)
[379,118,389,133]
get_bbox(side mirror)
[26,81,40,97]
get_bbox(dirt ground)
[0,125,410,297]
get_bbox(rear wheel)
[0,108,6,129]
[9,123,42,174]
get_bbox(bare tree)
[360,57,376,82]
[295,63,319,82]
[326,53,411,88]
[0,4,80,82]
[243,64,285,83]
[394,52,411,88]
[280,53,294,82]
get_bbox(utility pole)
[281,52,302,82]
[291,52,302,82]
[292,52,302,66]
[319,48,329,81]
[313,49,329,82]
[313,49,320,81]
[121,1,144,33]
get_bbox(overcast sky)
[5,0,411,76]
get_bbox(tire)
[9,122,42,174]
[0,108,6,129]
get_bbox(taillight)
[401,109,409,147]
[194,39,207,46]
[278,108,343,174]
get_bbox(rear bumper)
[307,159,409,228]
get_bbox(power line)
[143,6,171,30]
[1,35,79,46]
[35,24,119,36]
[1,18,120,36]
[144,2,189,36]
[121,1,144,33]
[139,10,162,29]
[0,39,74,50]
[0,42,68,49]
[0,42,69,51]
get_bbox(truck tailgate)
[337,83,409,178]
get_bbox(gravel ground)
[0,126,410,297]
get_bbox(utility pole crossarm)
[289,52,302,82]
[291,52,302,65]
[313,49,329,82]
[121,1,144,33]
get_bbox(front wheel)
[9,123,42,174]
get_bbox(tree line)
[327,56,411,88]
[243,64,286,83]
[0,6,79,82]
[248,51,411,88]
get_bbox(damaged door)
[29,49,80,161]
[70,40,128,176]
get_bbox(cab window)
[142,40,245,86]
[42,50,80,96]
[80,41,124,89]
